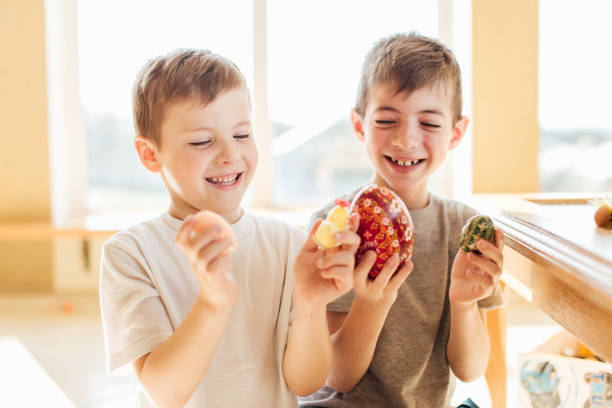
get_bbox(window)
[539,0,612,192]
[53,1,463,220]
[268,0,439,206]
[78,0,253,211]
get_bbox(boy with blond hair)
[301,32,505,407]
[99,49,363,408]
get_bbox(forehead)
[367,81,453,116]
[163,87,251,129]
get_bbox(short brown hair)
[132,49,246,147]
[355,32,462,124]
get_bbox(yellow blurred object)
[328,205,349,230]
[314,205,349,249]
[577,341,599,360]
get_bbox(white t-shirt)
[99,211,306,407]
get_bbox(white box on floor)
[517,351,612,408]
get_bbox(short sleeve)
[477,285,505,311]
[99,238,173,374]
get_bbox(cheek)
[366,131,390,155]
[250,143,259,167]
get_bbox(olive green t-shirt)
[300,191,503,408]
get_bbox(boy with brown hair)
[99,49,363,408]
[301,32,505,407]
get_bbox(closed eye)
[189,140,211,146]
[234,134,250,140]
[421,122,441,128]
[375,120,396,126]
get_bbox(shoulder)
[102,214,173,261]
[431,194,478,226]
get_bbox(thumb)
[355,250,376,283]
[347,212,360,233]
[302,219,323,252]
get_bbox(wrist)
[292,299,327,320]
[354,291,396,310]
[450,299,478,314]
[352,295,395,314]
[194,291,236,315]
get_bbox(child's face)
[352,82,468,208]
[153,87,257,221]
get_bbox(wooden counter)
[469,194,612,362]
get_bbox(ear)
[350,110,366,142]
[449,116,469,150]
[134,136,162,173]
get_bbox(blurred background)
[1,0,611,406]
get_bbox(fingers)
[354,251,377,283]
[370,253,400,292]
[386,259,413,292]
[331,229,361,252]
[466,268,493,288]
[467,252,502,283]
[320,267,353,293]
[208,254,233,278]
[467,247,503,277]
[494,228,505,251]
[317,251,354,270]
[303,219,323,252]
[194,237,235,268]
[347,213,360,232]
[175,214,196,246]
[176,215,234,264]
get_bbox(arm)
[283,217,360,396]
[447,301,489,382]
[326,253,413,392]
[447,229,505,382]
[133,213,237,407]
[133,298,232,407]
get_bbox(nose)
[215,139,240,164]
[392,122,419,150]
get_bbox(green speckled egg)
[460,215,495,254]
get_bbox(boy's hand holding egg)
[175,210,238,308]
[349,184,414,280]
[450,214,504,304]
[313,200,351,249]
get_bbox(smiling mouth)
[384,155,425,167]
[205,172,243,186]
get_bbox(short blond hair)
[355,32,462,124]
[132,49,246,147]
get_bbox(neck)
[169,205,243,224]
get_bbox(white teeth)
[391,158,420,167]
[207,174,239,185]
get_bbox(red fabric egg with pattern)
[350,184,414,280]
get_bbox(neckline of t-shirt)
[161,210,253,243]
[405,192,438,224]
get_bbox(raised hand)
[353,250,413,308]
[449,228,504,305]
[175,212,238,309]
[293,214,361,310]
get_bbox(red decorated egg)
[350,184,414,279]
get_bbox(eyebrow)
[374,106,400,113]
[187,121,251,133]
[233,120,251,128]
[373,107,445,116]
[419,109,444,116]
